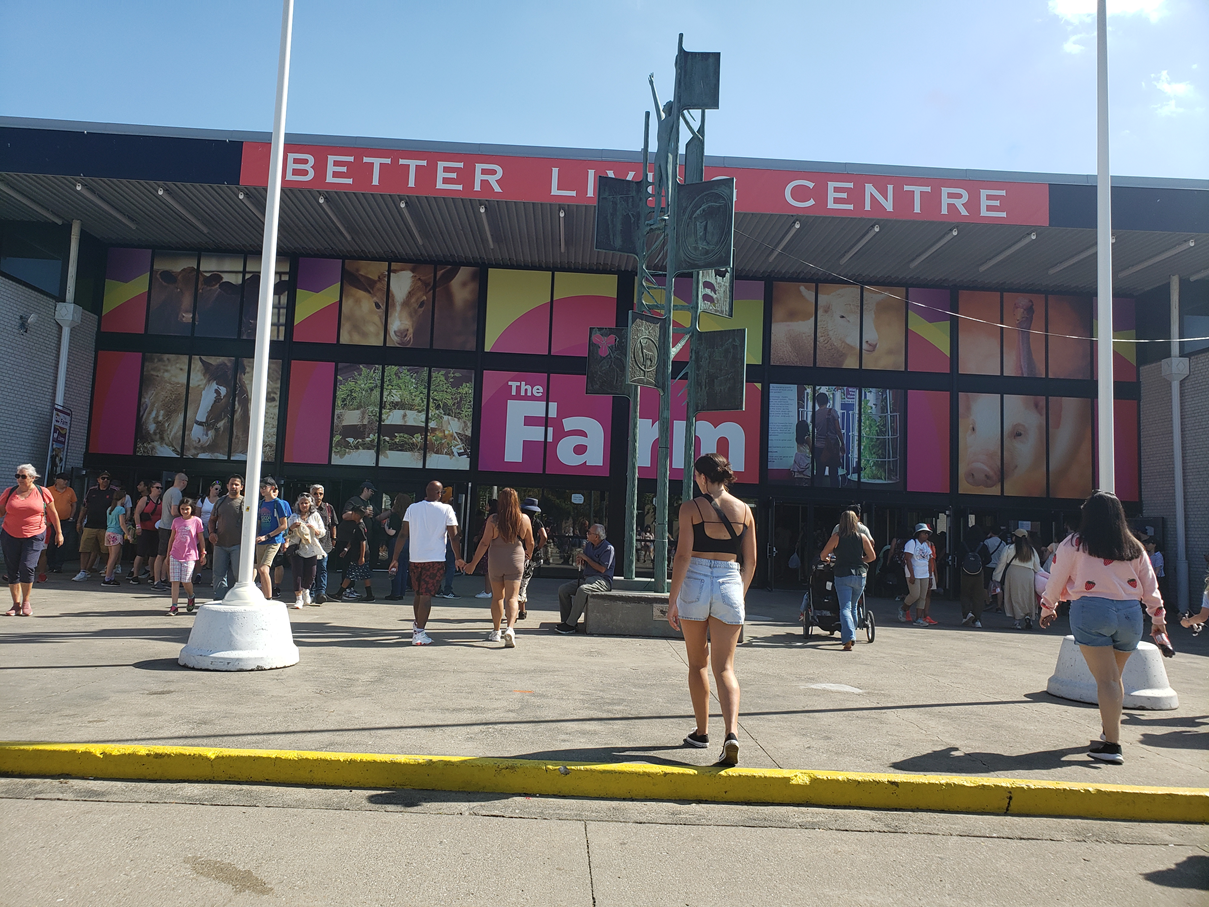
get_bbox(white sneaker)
[412,628,433,646]
[961,613,975,626]
[973,620,982,628]
[503,627,516,648]
[293,596,304,609]
[72,570,88,581]
[475,591,492,599]
[302,589,312,606]
[486,629,502,642]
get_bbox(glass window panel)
[148,251,199,335]
[958,291,1001,375]
[332,363,381,465]
[770,281,815,366]
[958,392,1001,495]
[862,287,906,370]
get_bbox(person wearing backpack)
[959,527,988,627]
[1,464,63,617]
[978,528,1006,612]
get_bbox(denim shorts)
[677,557,745,625]
[1070,596,1143,651]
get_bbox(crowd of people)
[3,455,1207,769]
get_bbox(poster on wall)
[283,361,335,464]
[860,287,905,370]
[183,356,236,458]
[906,390,950,493]
[195,254,246,338]
[339,260,388,345]
[379,366,429,468]
[907,288,950,373]
[88,351,141,455]
[770,281,815,366]
[101,248,151,334]
[1048,296,1093,379]
[45,405,70,481]
[332,364,382,465]
[136,354,189,456]
[550,272,617,356]
[1002,295,1045,378]
[433,267,480,351]
[958,392,1002,495]
[294,257,342,343]
[485,270,551,354]
[384,263,438,349]
[638,382,760,483]
[426,368,474,471]
[240,256,290,341]
[1048,396,1093,499]
[767,385,901,488]
[230,359,281,462]
[478,371,610,476]
[958,291,1001,376]
[147,252,199,336]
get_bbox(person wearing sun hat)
[900,522,936,626]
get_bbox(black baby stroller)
[801,559,875,643]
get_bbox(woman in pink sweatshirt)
[1040,492,1164,765]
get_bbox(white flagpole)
[179,0,299,670]
[1095,0,1115,492]
[237,0,295,585]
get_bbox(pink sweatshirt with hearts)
[1040,535,1163,618]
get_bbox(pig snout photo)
[960,393,1001,491]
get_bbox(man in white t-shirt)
[899,522,936,626]
[390,480,459,646]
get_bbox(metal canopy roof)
[1,119,1206,296]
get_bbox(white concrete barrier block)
[1046,635,1178,710]
[178,583,300,671]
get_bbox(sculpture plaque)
[594,176,646,257]
[585,326,629,397]
[693,328,746,412]
[674,177,735,272]
[627,312,664,389]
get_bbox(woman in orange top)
[1,464,64,616]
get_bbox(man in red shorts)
[390,480,459,646]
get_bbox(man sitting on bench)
[554,523,614,634]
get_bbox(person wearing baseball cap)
[516,497,547,620]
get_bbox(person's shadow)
[891,745,1092,774]
[1142,855,1209,890]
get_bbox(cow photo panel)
[958,392,1002,495]
[147,252,199,335]
[860,287,906,371]
[136,354,189,456]
[332,363,382,465]
[433,266,479,351]
[384,263,435,349]
[183,356,236,459]
[230,359,281,462]
[1002,394,1048,497]
[337,260,388,346]
[194,254,245,338]
[770,282,815,366]
[379,366,429,468]
[426,368,474,470]
[241,256,291,341]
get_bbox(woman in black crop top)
[668,453,757,766]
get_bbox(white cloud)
[1048,0,1168,24]
[1152,70,1195,116]
[1063,33,1090,53]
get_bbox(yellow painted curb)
[1,742,1205,824]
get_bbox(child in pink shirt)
[167,498,206,616]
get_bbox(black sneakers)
[684,730,709,748]
[1088,742,1123,764]
[553,622,577,635]
[717,733,739,766]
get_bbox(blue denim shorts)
[677,557,745,625]
[1070,596,1143,651]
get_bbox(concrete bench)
[582,588,744,641]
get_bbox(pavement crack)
[583,820,597,907]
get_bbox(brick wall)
[0,274,96,477]
[1140,351,1209,612]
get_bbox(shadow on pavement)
[1141,855,1209,889]
[507,743,695,768]
[890,744,1093,774]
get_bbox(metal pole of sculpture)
[623,112,651,581]
[680,110,705,505]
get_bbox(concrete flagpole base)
[1046,635,1178,710]
[178,582,300,671]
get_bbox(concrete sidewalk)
[2,574,1206,905]
[2,573,1205,787]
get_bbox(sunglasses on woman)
[14,473,31,479]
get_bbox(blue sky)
[1,0,1204,179]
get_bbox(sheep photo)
[770,282,903,369]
